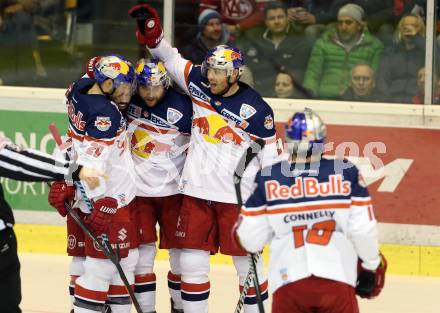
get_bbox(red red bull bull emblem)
[95,116,112,131]
[192,115,244,145]
[108,61,130,74]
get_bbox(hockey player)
[0,134,101,313]
[127,58,192,313]
[48,55,139,313]
[128,4,282,312]
[236,108,387,313]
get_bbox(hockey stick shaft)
[233,139,266,313]
[48,123,143,313]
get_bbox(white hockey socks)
[233,255,269,313]
[180,249,210,313]
[134,244,157,312]
[168,248,183,311]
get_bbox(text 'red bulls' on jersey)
[237,157,380,294]
[150,40,282,203]
[64,78,136,209]
[127,88,192,196]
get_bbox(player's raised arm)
[128,3,192,93]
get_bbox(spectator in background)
[199,0,271,38]
[340,63,380,101]
[236,1,314,96]
[274,69,311,98]
[0,0,47,85]
[303,3,383,99]
[181,9,230,64]
[377,14,425,103]
[274,70,295,98]
[412,66,425,104]
[285,0,336,38]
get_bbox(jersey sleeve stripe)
[241,209,267,217]
[0,160,53,181]
[68,128,84,141]
[83,135,115,145]
[191,97,216,112]
[351,200,372,206]
[184,61,192,87]
[249,134,277,144]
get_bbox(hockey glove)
[85,197,118,235]
[48,181,75,217]
[128,3,163,48]
[356,252,387,299]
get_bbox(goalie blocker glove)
[85,197,118,235]
[356,252,387,299]
[128,3,163,48]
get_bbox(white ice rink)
[20,253,440,313]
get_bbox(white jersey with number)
[237,157,381,293]
[149,40,282,203]
[65,78,136,210]
[126,89,192,197]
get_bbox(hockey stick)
[48,123,143,313]
[233,138,266,313]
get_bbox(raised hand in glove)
[48,181,75,217]
[128,3,163,48]
[85,197,118,235]
[356,252,387,299]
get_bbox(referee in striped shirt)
[0,134,100,313]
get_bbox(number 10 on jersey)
[292,220,336,248]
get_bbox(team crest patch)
[264,115,274,130]
[128,104,142,118]
[94,116,112,131]
[240,103,256,119]
[167,108,183,124]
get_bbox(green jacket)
[303,29,384,99]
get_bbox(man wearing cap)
[303,3,384,99]
[181,9,230,65]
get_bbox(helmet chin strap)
[98,81,116,99]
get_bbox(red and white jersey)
[64,78,136,210]
[237,157,381,293]
[149,39,282,203]
[126,90,192,197]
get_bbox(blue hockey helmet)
[285,108,327,156]
[201,45,244,79]
[135,58,170,88]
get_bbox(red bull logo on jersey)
[192,115,244,145]
[131,129,172,158]
[94,116,112,131]
[265,175,351,201]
